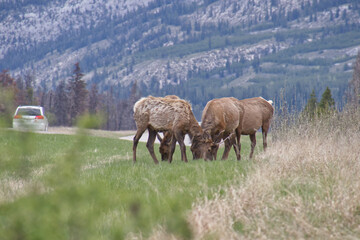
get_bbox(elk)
[159,97,245,161]
[159,97,274,161]
[199,97,245,160]
[157,131,174,161]
[238,97,274,158]
[218,97,273,159]
[156,95,180,161]
[133,96,212,164]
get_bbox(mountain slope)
[1,0,360,116]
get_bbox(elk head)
[190,132,217,160]
[158,131,173,161]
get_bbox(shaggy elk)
[199,97,245,160]
[156,95,180,161]
[236,97,274,158]
[132,96,212,164]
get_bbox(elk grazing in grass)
[156,95,180,161]
[199,97,245,160]
[159,97,245,161]
[159,96,274,161]
[133,96,213,164]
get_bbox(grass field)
[1,110,360,239]
[0,128,257,240]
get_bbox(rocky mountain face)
[1,0,360,115]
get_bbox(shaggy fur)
[133,96,211,164]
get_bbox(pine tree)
[54,80,69,126]
[0,70,17,125]
[120,81,140,130]
[303,89,318,118]
[24,72,35,105]
[15,76,26,105]
[318,87,335,114]
[89,83,99,115]
[68,62,88,124]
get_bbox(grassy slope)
[0,129,257,239]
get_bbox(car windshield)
[17,108,41,116]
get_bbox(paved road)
[119,130,192,146]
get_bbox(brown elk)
[159,96,274,161]
[133,96,213,164]
[213,97,274,159]
[157,131,175,161]
[199,97,245,160]
[238,97,274,158]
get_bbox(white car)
[13,106,49,131]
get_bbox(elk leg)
[168,137,177,163]
[249,133,256,159]
[133,127,146,163]
[221,139,232,160]
[213,145,219,160]
[146,128,159,164]
[262,122,270,151]
[174,132,188,163]
[156,132,163,142]
[234,128,241,161]
[232,142,240,160]
[210,133,219,160]
[221,134,232,160]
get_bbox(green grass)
[0,129,262,239]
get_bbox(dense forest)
[0,63,140,130]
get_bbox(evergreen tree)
[303,89,318,118]
[104,87,116,130]
[24,72,35,105]
[68,62,88,124]
[318,86,335,114]
[120,81,140,130]
[89,83,99,115]
[54,80,69,126]
[15,76,26,105]
[0,70,17,125]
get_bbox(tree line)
[302,50,360,118]
[1,50,360,129]
[0,63,140,130]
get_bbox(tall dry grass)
[186,109,360,239]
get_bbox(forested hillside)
[1,0,360,120]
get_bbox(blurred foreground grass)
[0,127,254,239]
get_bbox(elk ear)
[156,133,163,142]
